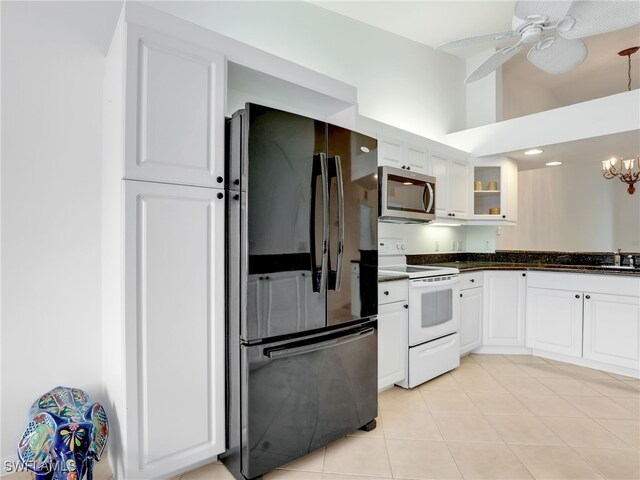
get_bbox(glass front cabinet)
[468,157,518,223]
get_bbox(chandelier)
[602,156,640,194]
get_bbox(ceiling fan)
[437,0,640,84]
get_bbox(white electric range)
[379,238,461,388]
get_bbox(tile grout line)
[433,356,482,480]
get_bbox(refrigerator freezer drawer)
[403,333,460,389]
[241,321,377,479]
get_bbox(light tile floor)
[8,355,639,480]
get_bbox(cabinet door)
[378,137,404,168]
[483,271,526,346]
[405,144,428,173]
[450,159,469,219]
[124,181,225,478]
[125,24,226,187]
[505,158,518,222]
[460,287,483,355]
[526,287,583,357]
[583,293,640,369]
[378,302,408,390]
[428,153,449,218]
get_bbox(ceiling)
[311,1,516,57]
[312,1,640,170]
[506,130,640,171]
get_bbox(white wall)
[496,162,640,252]
[147,1,467,143]
[0,2,121,471]
[466,50,500,129]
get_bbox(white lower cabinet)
[123,180,225,478]
[460,286,483,355]
[583,293,640,369]
[483,271,526,346]
[378,280,408,390]
[526,287,583,358]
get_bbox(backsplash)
[377,223,497,254]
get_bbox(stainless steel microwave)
[378,166,436,223]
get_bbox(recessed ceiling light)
[546,161,563,166]
[524,149,544,155]
[360,146,370,153]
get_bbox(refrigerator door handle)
[319,152,329,295]
[310,152,329,294]
[333,155,345,291]
[264,327,374,359]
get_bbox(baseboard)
[532,350,640,379]
[471,346,532,355]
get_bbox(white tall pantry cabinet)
[102,10,226,480]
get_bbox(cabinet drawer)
[460,271,483,289]
[378,280,408,305]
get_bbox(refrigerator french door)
[224,104,379,480]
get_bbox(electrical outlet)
[497,227,502,236]
[451,240,457,251]
[434,240,439,252]
[484,240,490,250]
[458,240,464,251]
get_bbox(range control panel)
[378,238,406,255]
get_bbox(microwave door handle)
[424,182,434,213]
[334,155,345,291]
[319,152,329,295]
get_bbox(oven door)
[408,276,460,347]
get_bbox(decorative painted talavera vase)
[17,386,109,480]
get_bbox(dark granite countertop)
[415,260,640,277]
[378,273,410,283]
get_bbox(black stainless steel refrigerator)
[222,103,379,480]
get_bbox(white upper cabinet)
[378,138,428,174]
[405,144,428,173]
[123,24,226,187]
[428,152,469,220]
[468,157,518,223]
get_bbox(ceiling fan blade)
[527,35,588,73]
[465,44,524,84]
[437,31,518,49]
[513,0,572,27]
[557,0,640,39]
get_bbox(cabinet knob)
[585,295,591,299]
[502,215,506,219]
[522,273,526,277]
[404,304,408,309]
[575,294,580,299]
[470,279,475,283]
[233,179,240,185]
[384,290,389,295]
[401,165,406,169]
[407,166,411,170]
[460,293,463,297]
[452,213,456,217]
[216,176,224,183]
[217,192,224,199]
